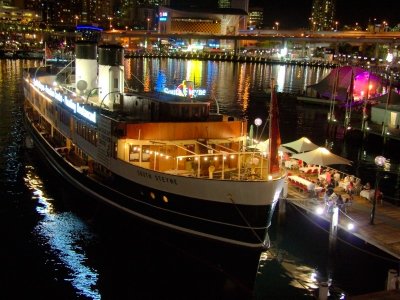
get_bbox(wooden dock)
[283,182,400,298]
[285,185,400,260]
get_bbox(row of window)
[76,121,98,146]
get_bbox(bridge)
[102,29,400,45]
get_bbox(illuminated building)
[158,6,246,35]
[248,6,263,29]
[309,0,335,31]
[218,0,230,8]
[0,4,41,31]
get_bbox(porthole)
[150,192,155,199]
[162,195,168,203]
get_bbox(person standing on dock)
[333,171,340,187]
[347,181,354,201]
[326,170,332,186]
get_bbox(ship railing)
[172,151,280,181]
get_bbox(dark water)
[1,58,399,299]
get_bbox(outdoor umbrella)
[247,139,290,153]
[281,137,319,153]
[290,147,352,166]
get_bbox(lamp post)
[275,22,279,31]
[254,118,262,142]
[108,17,113,30]
[370,156,387,225]
[147,18,150,31]
[383,21,388,32]
[335,21,338,31]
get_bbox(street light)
[275,22,279,31]
[335,21,338,31]
[254,118,262,142]
[383,21,388,32]
[370,155,388,225]
[108,17,113,30]
[147,18,150,31]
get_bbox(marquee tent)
[290,147,352,166]
[305,66,382,102]
[281,137,319,153]
[248,139,293,153]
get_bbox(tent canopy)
[308,66,382,102]
[248,139,292,153]
[281,137,319,153]
[291,147,352,166]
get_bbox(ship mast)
[328,67,339,123]
[344,67,355,130]
[268,78,281,175]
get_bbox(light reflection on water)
[126,58,331,118]
[24,165,101,300]
[259,250,319,291]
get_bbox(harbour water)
[1,58,399,299]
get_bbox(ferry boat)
[22,41,285,250]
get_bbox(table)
[288,175,315,191]
[299,166,320,174]
[285,160,298,169]
[360,189,375,201]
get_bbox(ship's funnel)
[75,41,98,95]
[98,44,124,111]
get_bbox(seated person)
[363,182,371,190]
[333,172,341,183]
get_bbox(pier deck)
[285,183,400,297]
[286,185,400,260]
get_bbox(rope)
[228,193,266,246]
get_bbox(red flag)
[346,69,354,104]
[269,81,281,174]
[44,43,52,60]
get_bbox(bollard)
[318,282,329,300]
[386,269,399,290]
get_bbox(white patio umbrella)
[290,147,352,166]
[281,137,319,153]
[247,139,291,153]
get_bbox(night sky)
[170,0,399,29]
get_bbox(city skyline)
[172,0,399,29]
[253,0,399,29]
